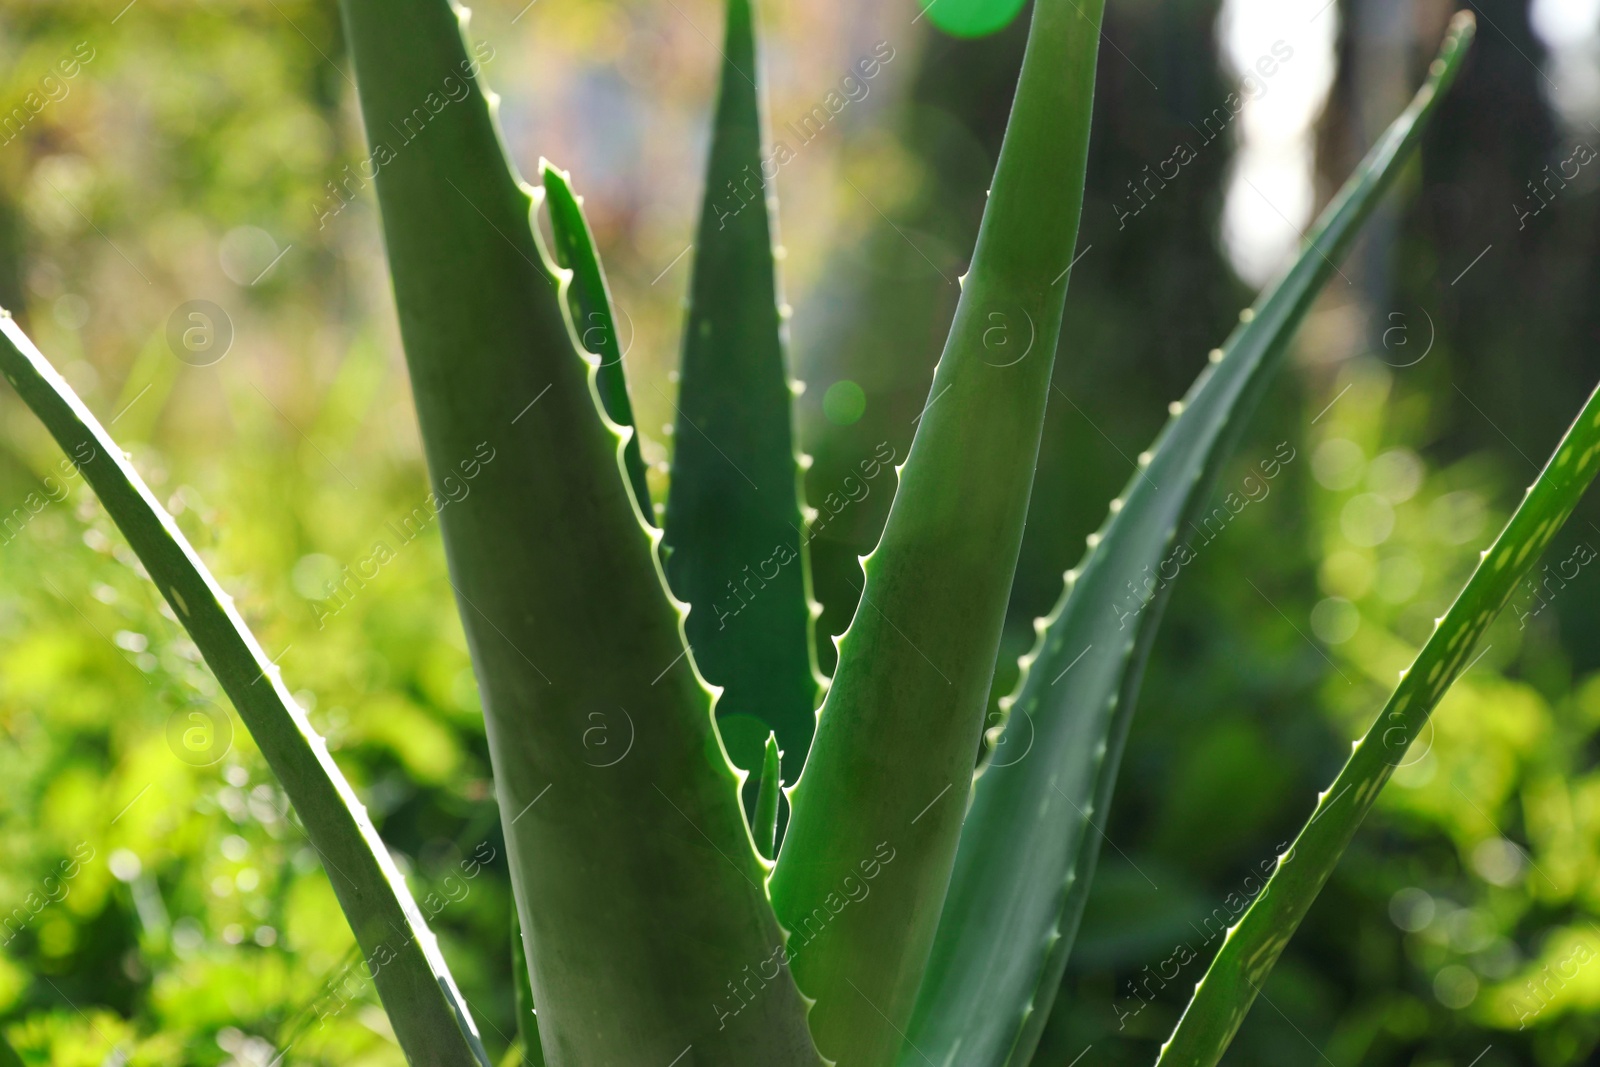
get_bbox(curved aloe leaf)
[1157,316,1600,1057]
[661,0,819,788]
[755,730,782,860]
[539,161,653,525]
[0,313,490,1067]
[335,2,822,1063]
[899,15,1477,1067]
[510,906,546,1067]
[769,0,1105,1060]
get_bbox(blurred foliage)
[0,0,1598,1065]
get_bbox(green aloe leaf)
[662,0,819,789]
[336,1,822,1063]
[510,905,546,1067]
[755,730,782,860]
[1157,394,1600,1066]
[0,313,490,1067]
[900,17,1477,1067]
[769,0,1105,1061]
[540,161,654,524]
[1157,296,1600,1059]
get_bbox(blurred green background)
[2,0,1600,1064]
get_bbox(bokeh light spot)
[918,0,1029,38]
[823,380,867,426]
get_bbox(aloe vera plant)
[12,4,1600,1066]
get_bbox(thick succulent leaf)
[1156,314,1600,1056]
[900,15,1478,1067]
[335,2,822,1063]
[662,0,819,788]
[1157,386,1600,1065]
[755,730,782,860]
[539,162,654,525]
[510,906,547,1067]
[768,1,1105,1061]
[0,313,490,1067]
